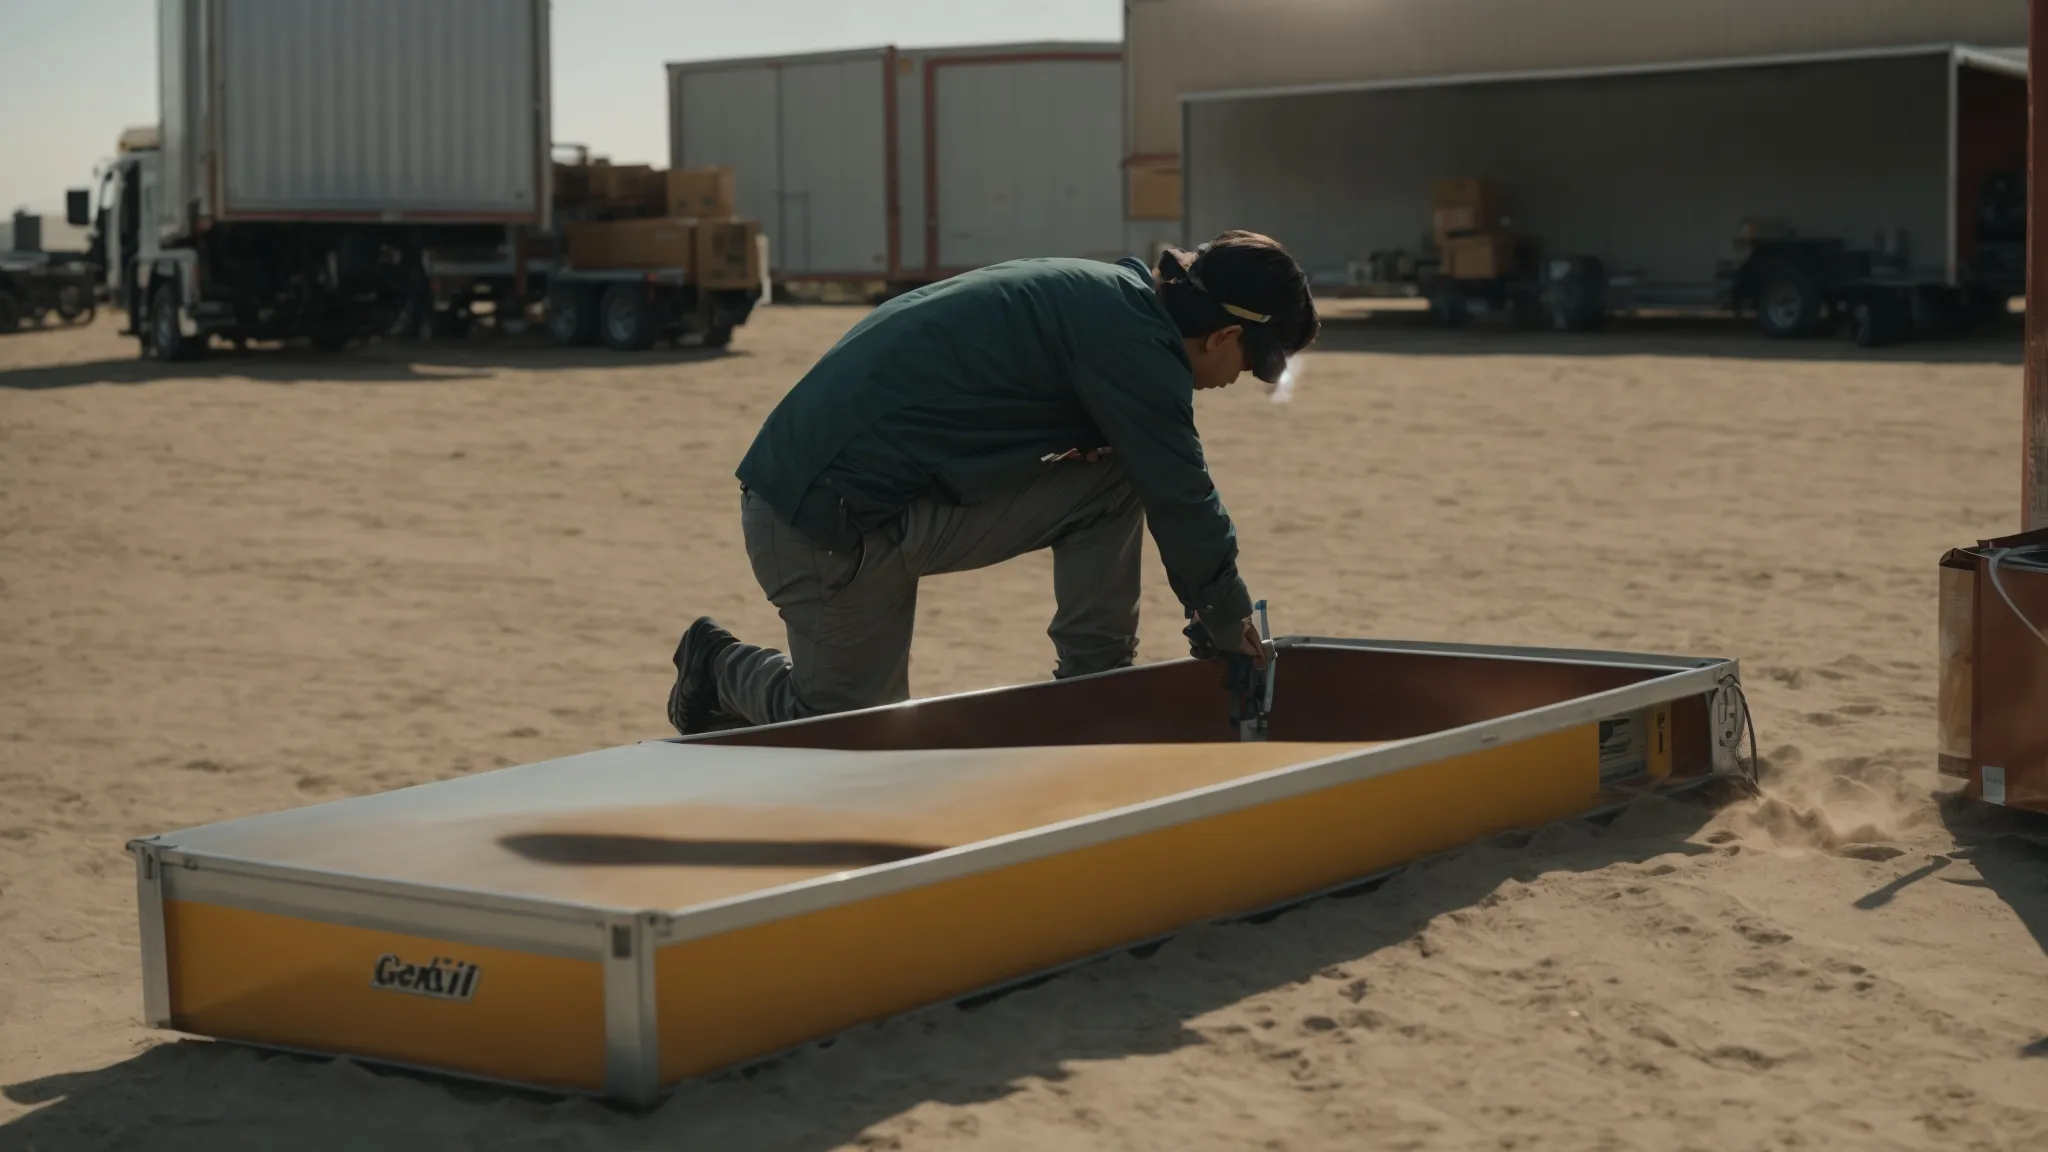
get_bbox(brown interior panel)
[698,644,1668,752]
[1264,646,1659,742]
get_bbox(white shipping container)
[670,42,1122,282]
[157,0,549,240]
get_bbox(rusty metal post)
[2030,0,2048,530]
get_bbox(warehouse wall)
[1186,55,1952,292]
[1132,0,2024,160]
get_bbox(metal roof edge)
[1179,40,1979,105]
[667,45,893,74]
[1955,44,2028,78]
[898,38,1121,58]
[666,39,1121,75]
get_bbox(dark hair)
[1154,230,1319,383]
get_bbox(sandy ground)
[2,307,2045,1151]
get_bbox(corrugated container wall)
[157,0,549,240]
[672,49,892,278]
[1127,0,2027,162]
[671,42,1122,281]
[1186,53,1956,291]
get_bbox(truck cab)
[70,140,159,339]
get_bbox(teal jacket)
[735,256,1253,627]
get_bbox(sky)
[0,0,1121,218]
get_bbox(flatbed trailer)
[420,252,763,351]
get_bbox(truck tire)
[1427,284,1468,328]
[547,284,599,346]
[1756,262,1823,338]
[148,282,202,361]
[1851,293,1908,349]
[600,284,657,351]
[0,291,21,334]
[702,321,735,349]
[310,332,350,353]
[56,284,95,326]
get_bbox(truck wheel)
[1851,294,1907,349]
[0,291,21,334]
[600,284,657,351]
[418,307,469,341]
[1756,262,1822,338]
[702,321,735,349]
[56,284,95,326]
[1427,285,1468,328]
[546,284,599,346]
[310,333,350,353]
[148,283,202,361]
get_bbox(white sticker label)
[1598,713,1650,785]
[1983,766,2007,806]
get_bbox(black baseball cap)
[1162,232,1319,384]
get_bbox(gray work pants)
[714,462,1143,726]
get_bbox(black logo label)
[370,953,481,1002]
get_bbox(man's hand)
[1233,615,1269,670]
[1191,611,1267,670]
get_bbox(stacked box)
[1128,163,1182,222]
[1432,178,1517,280]
[695,220,761,288]
[667,168,736,219]
[1431,178,1500,245]
[565,218,697,270]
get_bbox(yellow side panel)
[657,725,1597,1081]
[1649,702,1674,781]
[164,901,607,1090]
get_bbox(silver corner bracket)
[1239,599,1278,742]
[131,838,173,1028]
[1709,668,1751,779]
[601,913,662,1107]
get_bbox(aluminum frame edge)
[130,837,173,1028]
[601,914,662,1106]
[651,658,1739,947]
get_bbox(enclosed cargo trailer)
[1123,0,2026,207]
[72,0,551,357]
[1180,44,2025,343]
[668,42,1123,289]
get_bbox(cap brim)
[1250,339,1289,385]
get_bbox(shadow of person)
[1,791,1723,1151]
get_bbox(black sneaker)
[668,617,740,736]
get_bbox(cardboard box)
[1431,177,1500,210]
[695,219,761,288]
[667,167,736,219]
[1444,233,1518,280]
[1431,204,1491,238]
[1129,165,1182,221]
[564,217,696,270]
[589,163,658,204]
[552,162,591,206]
[1431,178,1502,243]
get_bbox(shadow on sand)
[1935,790,2048,1062]
[1313,310,2024,366]
[0,337,740,391]
[2,791,1728,1150]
